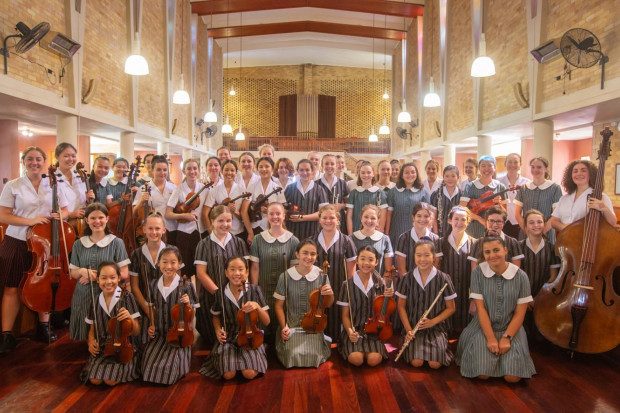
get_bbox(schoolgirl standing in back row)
[315,154,349,233]
[347,161,387,234]
[396,202,439,276]
[89,156,113,206]
[351,204,393,275]
[203,159,246,239]
[430,165,461,238]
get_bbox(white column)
[56,114,78,148]
[120,131,135,160]
[420,150,431,180]
[157,141,170,155]
[532,119,554,175]
[477,135,492,158]
[443,144,456,167]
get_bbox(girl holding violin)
[204,159,246,238]
[89,156,113,206]
[249,202,299,342]
[274,239,334,368]
[133,155,177,245]
[108,157,138,203]
[200,255,269,380]
[165,158,208,278]
[141,246,199,385]
[337,246,393,366]
[459,155,507,238]
[429,165,461,238]
[0,147,69,352]
[235,152,260,192]
[396,239,456,368]
[242,157,287,245]
[69,203,131,341]
[285,159,329,241]
[456,236,536,383]
[194,205,248,347]
[310,204,357,342]
[82,261,140,386]
[347,161,387,234]
[315,154,349,232]
[351,205,393,275]
[395,202,439,276]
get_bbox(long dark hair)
[83,203,111,236]
[396,162,423,189]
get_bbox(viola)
[301,261,330,334]
[108,156,141,256]
[71,162,92,237]
[364,267,397,341]
[167,275,195,347]
[535,127,620,354]
[134,181,155,239]
[467,184,521,216]
[173,181,214,223]
[236,280,263,350]
[216,192,252,207]
[103,287,134,364]
[21,165,77,313]
[249,186,283,222]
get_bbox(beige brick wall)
[194,18,209,121]
[171,0,190,141]
[421,0,441,143]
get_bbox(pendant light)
[423,5,440,108]
[125,0,149,75]
[369,127,378,142]
[203,12,217,121]
[379,117,390,135]
[222,114,232,134]
[236,124,245,140]
[235,12,244,140]
[379,15,390,135]
[226,4,236,96]
[471,2,495,77]
[172,1,190,104]
[397,2,411,123]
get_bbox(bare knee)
[428,361,442,369]
[504,375,521,383]
[347,352,364,367]
[241,369,258,380]
[365,353,383,367]
[89,378,102,385]
[222,371,236,380]
[410,359,424,368]
[103,380,118,386]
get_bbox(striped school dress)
[519,238,560,297]
[429,186,461,238]
[200,283,269,378]
[273,266,333,368]
[69,235,131,341]
[141,275,199,385]
[395,267,457,366]
[396,228,439,274]
[351,230,393,275]
[194,232,249,347]
[456,262,536,379]
[460,179,507,238]
[386,186,430,248]
[315,176,350,234]
[336,273,389,361]
[91,178,113,204]
[311,231,358,343]
[80,287,141,384]
[468,232,524,266]
[347,186,388,234]
[514,181,563,242]
[435,233,475,331]
[108,177,129,203]
[284,181,329,241]
[249,230,299,339]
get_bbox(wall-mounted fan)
[1,21,50,74]
[396,120,418,144]
[205,124,217,138]
[558,28,608,91]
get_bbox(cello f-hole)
[594,275,615,307]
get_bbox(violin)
[173,181,214,223]
[103,287,134,364]
[236,280,263,350]
[466,184,521,216]
[216,192,252,207]
[71,162,93,237]
[21,165,77,313]
[108,156,141,256]
[364,267,397,341]
[134,181,155,239]
[249,186,283,222]
[301,261,330,334]
[284,202,304,218]
[167,275,195,347]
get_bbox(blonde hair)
[318,204,339,221]
[266,202,287,230]
[361,204,380,218]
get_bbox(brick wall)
[171,0,190,141]
[421,0,441,143]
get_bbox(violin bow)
[343,257,356,342]
[217,255,226,339]
[141,257,155,333]
[282,252,289,332]
[83,265,99,384]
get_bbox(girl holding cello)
[141,246,199,385]
[338,246,393,366]
[0,147,69,353]
[82,261,141,386]
[69,203,131,341]
[200,255,269,380]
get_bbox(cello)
[134,181,155,240]
[301,261,330,334]
[236,280,263,350]
[108,156,141,256]
[167,275,195,347]
[364,267,397,341]
[534,127,620,354]
[21,165,76,313]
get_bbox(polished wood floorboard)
[1,330,619,413]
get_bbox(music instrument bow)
[216,192,252,207]
[108,156,141,256]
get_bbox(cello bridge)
[573,283,594,291]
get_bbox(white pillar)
[120,131,135,160]
[420,150,431,180]
[532,119,554,176]
[56,114,78,148]
[443,144,456,167]
[477,135,492,158]
[157,141,170,155]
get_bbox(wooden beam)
[191,0,424,18]
[208,21,406,40]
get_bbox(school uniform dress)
[456,262,536,379]
[235,172,261,193]
[273,266,332,368]
[167,181,208,277]
[311,231,357,342]
[133,180,177,245]
[552,187,613,225]
[249,230,299,338]
[395,267,457,365]
[0,176,68,288]
[315,176,350,233]
[396,228,439,273]
[200,283,269,378]
[69,235,131,340]
[285,180,329,241]
[514,180,562,243]
[194,232,249,346]
[435,233,474,331]
[460,179,507,238]
[519,238,560,298]
[430,186,461,238]
[247,179,286,234]
[387,186,430,248]
[347,186,388,234]
[141,275,199,385]
[205,182,246,236]
[91,178,113,204]
[336,273,389,361]
[458,178,475,193]
[377,181,396,195]
[468,232,524,266]
[498,175,531,239]
[108,177,129,203]
[422,178,442,198]
[351,230,393,275]
[81,287,141,383]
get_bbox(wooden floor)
[1,329,619,413]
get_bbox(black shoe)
[50,311,70,329]
[0,333,16,355]
[36,323,57,343]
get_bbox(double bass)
[21,165,76,313]
[108,156,141,256]
[534,127,620,354]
